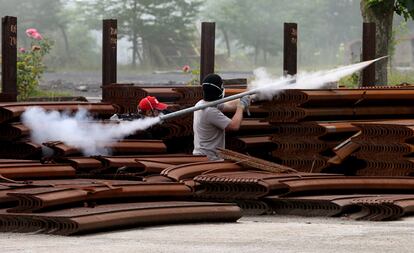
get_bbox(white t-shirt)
[193,100,231,160]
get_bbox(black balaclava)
[202,73,224,101]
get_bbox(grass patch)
[29,89,73,98]
[388,70,414,85]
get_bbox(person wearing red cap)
[138,96,169,117]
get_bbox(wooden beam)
[283,23,297,76]
[200,22,215,84]
[361,22,376,87]
[102,19,117,88]
[1,16,17,101]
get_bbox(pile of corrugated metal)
[260,87,414,175]
[1,85,414,235]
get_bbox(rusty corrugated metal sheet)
[43,140,167,157]
[0,163,75,179]
[0,201,242,235]
[0,102,119,123]
[7,182,193,212]
[161,161,243,181]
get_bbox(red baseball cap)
[138,96,168,111]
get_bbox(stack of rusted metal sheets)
[262,88,414,123]
[0,157,244,235]
[0,102,120,159]
[262,87,414,174]
[268,122,359,172]
[329,120,414,176]
[191,168,414,220]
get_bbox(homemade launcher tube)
[159,56,386,122]
[159,78,294,122]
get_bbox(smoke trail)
[250,57,387,100]
[21,107,160,156]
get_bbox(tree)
[203,0,363,67]
[360,0,414,85]
[82,0,201,68]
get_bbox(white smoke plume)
[21,107,160,156]
[249,57,387,100]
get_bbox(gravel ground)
[40,71,253,97]
[1,215,413,253]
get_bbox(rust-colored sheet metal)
[354,159,414,177]
[217,148,297,174]
[195,172,414,199]
[277,155,330,173]
[161,161,244,181]
[271,139,334,155]
[43,140,167,157]
[279,176,414,196]
[94,154,208,171]
[269,122,359,139]
[262,89,414,107]
[355,143,414,158]
[0,159,39,164]
[0,178,146,206]
[265,194,371,217]
[0,102,119,123]
[265,106,414,123]
[352,120,414,143]
[152,114,193,139]
[0,164,76,180]
[54,157,104,172]
[109,140,167,154]
[227,136,276,152]
[234,119,277,136]
[0,141,42,159]
[234,200,271,215]
[349,195,414,221]
[328,132,361,165]
[143,175,175,183]
[7,182,193,213]
[153,117,277,140]
[0,123,30,141]
[1,201,242,235]
[193,171,339,200]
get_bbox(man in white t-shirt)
[193,73,250,160]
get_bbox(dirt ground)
[1,215,413,253]
[41,71,253,97]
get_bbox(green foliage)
[82,0,201,68]
[388,70,414,85]
[395,0,414,20]
[182,65,200,86]
[17,33,53,101]
[204,0,362,67]
[339,73,360,88]
[366,0,414,20]
[29,89,72,98]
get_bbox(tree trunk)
[360,0,395,86]
[254,45,259,66]
[132,32,138,67]
[58,25,70,59]
[221,28,231,58]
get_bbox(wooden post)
[283,23,297,76]
[1,16,17,102]
[102,19,117,88]
[361,22,376,87]
[200,22,215,84]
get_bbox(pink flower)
[32,32,43,40]
[25,28,38,37]
[19,47,26,53]
[182,65,191,73]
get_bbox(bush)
[17,28,53,100]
